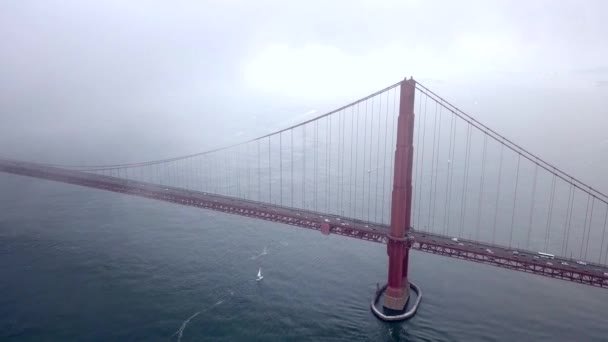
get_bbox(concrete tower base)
[372,282,422,321]
[382,282,410,311]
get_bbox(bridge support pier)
[383,282,409,311]
[383,242,410,310]
[373,77,420,320]
[371,282,422,321]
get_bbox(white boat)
[256,267,263,281]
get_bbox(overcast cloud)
[1,0,607,189]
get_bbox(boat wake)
[171,311,200,342]
[249,246,268,260]
[170,300,225,341]
[169,244,274,340]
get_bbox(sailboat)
[256,267,263,281]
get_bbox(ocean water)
[1,173,608,341]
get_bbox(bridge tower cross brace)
[383,77,416,311]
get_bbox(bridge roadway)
[1,159,607,288]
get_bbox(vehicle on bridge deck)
[538,252,555,259]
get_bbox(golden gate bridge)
[1,77,607,321]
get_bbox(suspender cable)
[416,82,608,207]
[430,104,443,232]
[302,125,306,209]
[52,82,400,172]
[367,99,374,222]
[336,110,342,216]
[257,140,261,201]
[562,184,575,255]
[459,124,473,237]
[279,132,283,206]
[583,196,595,260]
[157,163,160,185]
[475,135,488,240]
[580,194,591,259]
[390,87,398,223]
[353,103,360,220]
[192,157,196,190]
[442,112,455,235]
[236,147,240,197]
[216,155,220,194]
[335,111,340,214]
[268,136,271,204]
[289,128,296,208]
[600,205,608,264]
[526,162,539,249]
[223,154,225,193]
[350,105,356,218]
[374,94,383,222]
[492,144,504,244]
[314,120,318,211]
[327,115,331,214]
[342,107,347,216]
[508,153,521,247]
[246,144,250,199]
[427,100,439,232]
[335,113,339,213]
[381,88,394,224]
[416,94,428,228]
[361,100,368,220]
[415,91,423,228]
[544,173,556,252]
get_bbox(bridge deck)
[1,159,607,288]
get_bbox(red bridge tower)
[383,77,416,311]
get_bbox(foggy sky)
[1,0,607,191]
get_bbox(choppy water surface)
[1,173,607,341]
